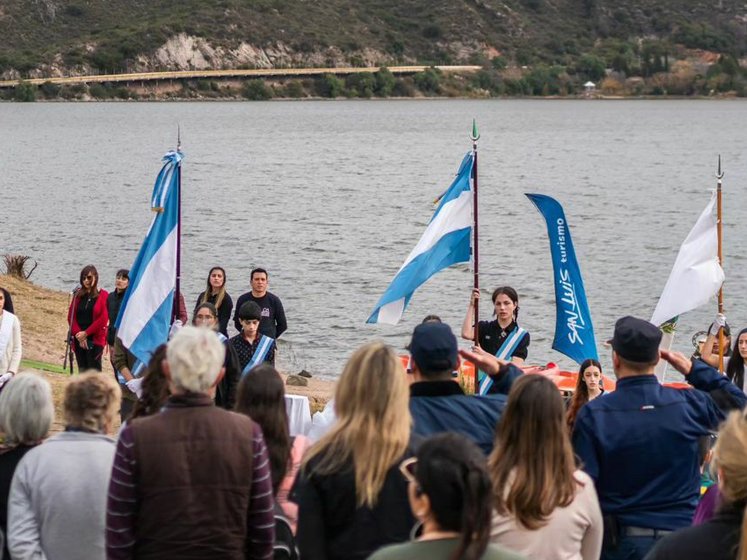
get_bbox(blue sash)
[478,326,527,395]
[241,335,275,377]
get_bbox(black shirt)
[76,294,97,331]
[229,333,276,371]
[477,320,530,359]
[233,291,287,339]
[107,290,126,346]
[0,445,35,559]
[194,291,234,337]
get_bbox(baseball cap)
[409,323,458,373]
[608,316,662,363]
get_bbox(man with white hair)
[106,326,275,560]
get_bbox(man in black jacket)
[233,268,287,339]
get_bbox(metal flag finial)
[177,124,182,153]
[716,154,724,180]
[470,118,480,142]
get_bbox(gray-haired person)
[8,373,120,560]
[0,373,54,560]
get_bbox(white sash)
[242,335,275,377]
[478,326,527,395]
[0,312,16,358]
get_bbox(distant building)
[584,81,596,98]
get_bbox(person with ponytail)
[490,375,603,560]
[566,359,605,431]
[194,267,233,337]
[644,410,747,560]
[462,287,529,395]
[369,433,524,560]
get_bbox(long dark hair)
[566,358,603,430]
[78,265,99,297]
[415,433,492,560]
[490,375,579,530]
[726,328,747,389]
[200,267,227,311]
[235,364,291,495]
[130,345,170,420]
[492,286,519,322]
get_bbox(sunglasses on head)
[399,457,417,483]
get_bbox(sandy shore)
[0,274,336,425]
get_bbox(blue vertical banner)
[526,193,598,363]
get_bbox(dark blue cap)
[609,316,662,363]
[409,322,458,373]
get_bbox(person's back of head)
[166,326,225,394]
[608,316,662,378]
[490,374,577,529]
[408,433,493,560]
[235,364,290,495]
[409,322,458,381]
[306,341,411,507]
[130,345,170,420]
[65,372,121,434]
[0,372,54,445]
[713,412,747,560]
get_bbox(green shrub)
[242,80,273,100]
[346,73,376,97]
[13,81,36,102]
[374,67,396,97]
[315,74,344,98]
[284,80,305,98]
[414,67,441,94]
[88,83,111,99]
[40,81,61,98]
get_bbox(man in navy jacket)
[407,322,523,454]
[572,316,746,560]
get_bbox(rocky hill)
[2,0,746,79]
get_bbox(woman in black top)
[106,269,129,349]
[461,286,530,365]
[194,267,233,337]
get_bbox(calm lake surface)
[3,99,747,380]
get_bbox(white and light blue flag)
[115,151,183,365]
[367,152,474,325]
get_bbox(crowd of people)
[0,269,746,559]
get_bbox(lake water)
[2,99,747,380]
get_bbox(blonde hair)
[304,341,411,507]
[0,372,54,444]
[167,326,225,392]
[64,372,121,433]
[712,411,747,560]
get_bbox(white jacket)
[0,311,21,374]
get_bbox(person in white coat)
[0,289,21,388]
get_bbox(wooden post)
[717,156,725,372]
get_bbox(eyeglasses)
[399,457,417,484]
[85,275,95,280]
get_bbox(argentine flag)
[367,152,474,325]
[115,151,183,365]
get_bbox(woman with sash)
[462,286,530,394]
[229,301,276,377]
[0,289,21,389]
[193,302,240,409]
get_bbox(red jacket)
[67,289,109,347]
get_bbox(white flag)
[650,191,724,327]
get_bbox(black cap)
[238,301,262,322]
[409,323,458,373]
[608,316,662,363]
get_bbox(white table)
[285,394,312,437]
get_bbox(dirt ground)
[0,274,335,432]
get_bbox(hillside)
[2,0,746,79]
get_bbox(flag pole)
[173,125,182,325]
[716,155,725,371]
[470,119,480,393]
